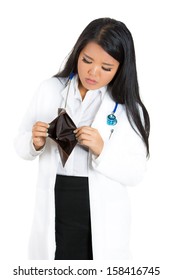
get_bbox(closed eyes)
[82,57,92,64]
[82,57,112,72]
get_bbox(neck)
[78,81,88,100]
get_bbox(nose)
[88,65,99,76]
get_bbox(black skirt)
[54,175,93,260]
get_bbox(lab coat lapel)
[59,78,76,118]
[91,92,115,141]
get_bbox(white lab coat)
[14,77,147,260]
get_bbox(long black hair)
[54,17,150,156]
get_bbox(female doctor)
[14,17,150,260]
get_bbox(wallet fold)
[48,109,77,166]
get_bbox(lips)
[85,78,97,85]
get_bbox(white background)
[0,0,173,278]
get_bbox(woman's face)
[77,41,120,97]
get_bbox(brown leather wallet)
[48,109,77,166]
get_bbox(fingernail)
[73,130,77,133]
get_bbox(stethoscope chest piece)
[107,102,118,126]
[107,102,118,139]
[107,113,117,126]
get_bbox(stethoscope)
[107,102,118,139]
[65,73,118,139]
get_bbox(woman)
[14,17,150,260]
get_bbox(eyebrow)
[83,53,115,67]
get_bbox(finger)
[76,137,91,147]
[33,131,49,138]
[32,122,49,135]
[34,121,49,128]
[78,137,103,156]
[32,126,49,133]
[75,127,96,138]
[32,123,49,133]
[74,126,91,133]
[77,133,92,142]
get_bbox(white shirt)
[57,75,107,177]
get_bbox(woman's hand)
[74,126,104,156]
[32,121,49,150]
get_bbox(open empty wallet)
[48,108,78,166]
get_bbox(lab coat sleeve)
[91,120,148,186]
[14,83,46,160]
